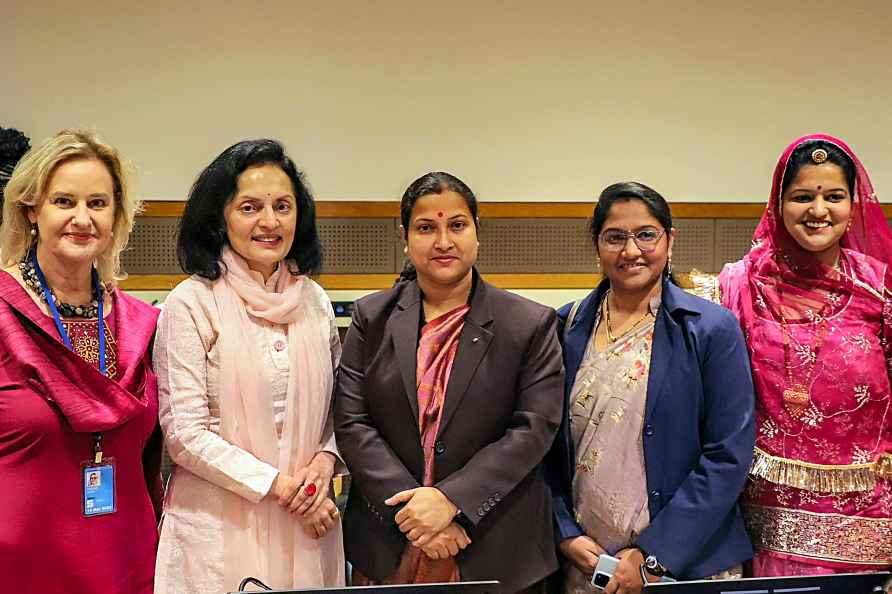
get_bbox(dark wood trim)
[119,272,714,291]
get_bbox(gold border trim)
[745,504,892,565]
[750,448,892,493]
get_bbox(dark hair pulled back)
[397,172,478,282]
[590,181,677,285]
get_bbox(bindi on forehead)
[817,185,822,191]
[437,211,444,218]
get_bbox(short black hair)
[781,139,856,196]
[590,181,676,283]
[397,171,478,282]
[177,138,322,279]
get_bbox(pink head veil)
[736,133,892,332]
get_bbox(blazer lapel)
[438,275,494,436]
[390,282,422,427]
[645,279,680,420]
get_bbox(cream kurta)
[153,275,341,594]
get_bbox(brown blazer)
[334,272,565,593]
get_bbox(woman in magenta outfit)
[0,130,161,593]
[719,134,892,576]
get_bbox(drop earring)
[667,257,673,276]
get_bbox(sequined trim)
[744,504,892,565]
[750,447,891,493]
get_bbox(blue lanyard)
[30,250,106,376]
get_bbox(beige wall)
[4,0,891,202]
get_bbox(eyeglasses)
[598,228,665,252]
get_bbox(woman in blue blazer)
[545,182,755,594]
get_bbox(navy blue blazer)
[545,277,755,579]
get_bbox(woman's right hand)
[558,535,606,575]
[269,472,303,507]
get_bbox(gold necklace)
[602,290,653,343]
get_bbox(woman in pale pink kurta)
[154,139,344,593]
[720,134,892,575]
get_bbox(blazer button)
[650,490,661,499]
[644,424,655,437]
[434,441,446,455]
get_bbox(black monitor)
[646,572,890,594]
[229,580,501,594]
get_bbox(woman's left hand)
[296,497,340,539]
[385,487,458,545]
[286,451,336,516]
[604,548,656,594]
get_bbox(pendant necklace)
[776,277,839,421]
[603,289,653,343]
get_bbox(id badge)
[82,458,116,517]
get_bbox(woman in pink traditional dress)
[153,139,344,593]
[0,129,162,594]
[335,172,565,594]
[720,134,892,575]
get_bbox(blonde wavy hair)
[0,129,141,284]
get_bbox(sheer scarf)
[213,247,341,590]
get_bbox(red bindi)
[437,211,444,218]
[816,185,822,191]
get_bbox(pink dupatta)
[214,247,343,589]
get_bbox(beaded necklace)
[19,255,103,319]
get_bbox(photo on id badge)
[82,460,116,517]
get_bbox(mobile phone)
[591,554,619,591]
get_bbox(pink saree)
[354,304,469,585]
[719,134,892,574]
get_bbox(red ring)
[304,483,317,497]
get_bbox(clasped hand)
[385,487,470,559]
[270,452,339,538]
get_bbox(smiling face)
[28,158,117,268]
[596,199,674,295]
[223,164,297,280]
[780,163,852,266]
[403,190,478,290]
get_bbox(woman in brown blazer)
[334,172,565,594]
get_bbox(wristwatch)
[642,553,667,577]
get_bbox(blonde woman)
[0,129,162,593]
